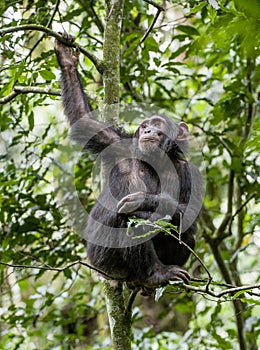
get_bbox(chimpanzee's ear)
[176,122,189,141]
[133,127,140,139]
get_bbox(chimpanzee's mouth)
[142,137,158,142]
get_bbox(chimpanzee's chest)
[109,158,161,198]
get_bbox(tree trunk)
[102,1,132,349]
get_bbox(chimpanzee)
[55,34,202,292]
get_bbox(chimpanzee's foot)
[127,265,190,295]
[54,33,79,68]
[144,265,190,289]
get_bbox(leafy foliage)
[0,0,259,349]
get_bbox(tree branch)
[0,86,61,104]
[2,260,259,299]
[0,25,104,73]
[184,282,260,298]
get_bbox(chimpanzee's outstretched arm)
[55,34,92,124]
[55,34,122,152]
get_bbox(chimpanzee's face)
[138,116,168,154]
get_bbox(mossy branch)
[0,86,60,104]
[0,25,104,73]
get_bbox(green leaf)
[28,111,34,131]
[211,107,223,125]
[39,70,56,81]
[145,36,159,52]
[233,290,252,299]
[186,2,207,15]
[169,44,190,60]
[177,25,200,36]
[63,268,72,279]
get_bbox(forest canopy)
[0,1,259,349]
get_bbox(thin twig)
[77,0,104,33]
[126,289,139,313]
[165,227,212,281]
[0,259,118,280]
[185,282,260,298]
[231,192,256,222]
[143,0,164,11]
[25,0,61,60]
[140,8,162,44]
[228,192,256,235]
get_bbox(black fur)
[55,35,202,292]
